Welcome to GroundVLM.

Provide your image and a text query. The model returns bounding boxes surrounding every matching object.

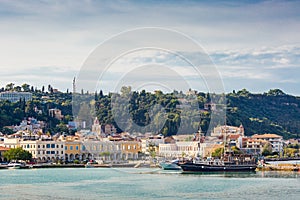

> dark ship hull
[180,163,257,173]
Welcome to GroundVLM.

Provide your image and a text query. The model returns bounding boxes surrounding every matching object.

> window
[82,146,86,151]
[56,145,59,148]
[51,144,55,148]
[70,146,73,150]
[46,151,50,154]
[76,146,79,150]
[51,151,55,154]
[65,146,68,150]
[61,145,63,148]
[46,144,50,148]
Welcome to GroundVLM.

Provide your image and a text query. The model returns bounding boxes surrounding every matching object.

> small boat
[85,162,95,168]
[7,162,25,169]
[160,160,181,170]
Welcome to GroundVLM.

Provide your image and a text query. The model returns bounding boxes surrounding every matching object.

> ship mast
[197,114,203,158]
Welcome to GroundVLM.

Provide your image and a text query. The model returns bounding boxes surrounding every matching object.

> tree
[3,147,32,161]
[5,83,14,91]
[21,83,30,92]
[231,146,243,154]
[1,127,14,135]
[262,143,273,156]
[212,147,224,158]
[14,86,22,92]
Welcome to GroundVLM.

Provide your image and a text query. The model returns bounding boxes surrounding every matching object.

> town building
[81,140,121,162]
[141,134,165,155]
[251,134,284,153]
[241,137,268,154]
[118,141,142,160]
[0,91,32,102]
[49,108,64,120]
[211,125,244,137]
[159,141,199,159]
[20,140,65,162]
[63,136,81,161]
[92,117,102,136]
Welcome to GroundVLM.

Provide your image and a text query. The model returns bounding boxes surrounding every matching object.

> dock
[257,163,300,172]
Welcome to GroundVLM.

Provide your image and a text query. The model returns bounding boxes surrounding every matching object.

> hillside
[0,84,299,139]
[226,89,300,139]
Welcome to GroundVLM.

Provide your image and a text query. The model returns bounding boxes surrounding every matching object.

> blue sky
[0,0,300,95]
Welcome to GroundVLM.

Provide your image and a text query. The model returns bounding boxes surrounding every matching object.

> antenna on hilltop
[73,77,76,94]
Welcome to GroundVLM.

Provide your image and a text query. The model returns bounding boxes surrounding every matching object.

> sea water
[0,168,299,200]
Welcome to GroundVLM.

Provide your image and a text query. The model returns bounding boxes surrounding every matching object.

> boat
[85,161,112,168]
[85,162,95,168]
[181,119,257,173]
[7,162,26,169]
[160,160,181,170]
[180,160,257,173]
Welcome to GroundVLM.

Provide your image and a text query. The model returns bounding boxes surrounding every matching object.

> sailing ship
[180,157,257,173]
[180,117,257,173]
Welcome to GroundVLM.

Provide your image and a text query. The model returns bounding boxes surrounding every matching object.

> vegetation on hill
[226,89,299,139]
[0,83,299,139]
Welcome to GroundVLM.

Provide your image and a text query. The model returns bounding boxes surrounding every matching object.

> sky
[1,0,300,95]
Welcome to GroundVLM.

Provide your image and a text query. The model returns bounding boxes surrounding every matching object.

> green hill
[0,84,299,139]
[226,89,299,139]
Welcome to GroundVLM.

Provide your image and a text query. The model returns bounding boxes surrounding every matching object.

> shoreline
[0,162,154,169]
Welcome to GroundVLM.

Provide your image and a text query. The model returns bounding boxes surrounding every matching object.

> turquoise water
[0,168,299,200]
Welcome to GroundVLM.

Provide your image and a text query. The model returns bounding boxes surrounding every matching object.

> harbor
[0,167,299,200]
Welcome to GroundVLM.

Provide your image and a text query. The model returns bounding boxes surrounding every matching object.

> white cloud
[1,0,300,94]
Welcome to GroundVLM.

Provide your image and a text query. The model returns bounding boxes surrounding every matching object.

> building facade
[251,134,283,153]
[0,91,32,102]
[159,141,199,158]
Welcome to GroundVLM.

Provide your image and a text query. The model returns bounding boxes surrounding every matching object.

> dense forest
[0,83,299,139]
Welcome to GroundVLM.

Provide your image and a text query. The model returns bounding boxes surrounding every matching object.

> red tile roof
[252,134,282,139]
[0,146,10,151]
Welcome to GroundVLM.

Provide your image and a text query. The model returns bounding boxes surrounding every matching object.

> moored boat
[180,162,257,173]
[160,161,181,170]
[7,162,25,169]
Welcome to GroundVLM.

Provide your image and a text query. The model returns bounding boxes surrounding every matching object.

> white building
[212,125,244,137]
[0,91,32,102]
[20,140,65,162]
[3,137,21,149]
[81,140,122,162]
[159,141,199,158]
[252,134,284,153]
[141,134,165,154]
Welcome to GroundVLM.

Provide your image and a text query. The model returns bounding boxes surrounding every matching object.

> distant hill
[0,84,299,139]
[226,89,300,139]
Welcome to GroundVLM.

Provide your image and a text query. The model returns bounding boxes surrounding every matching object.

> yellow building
[64,136,81,161]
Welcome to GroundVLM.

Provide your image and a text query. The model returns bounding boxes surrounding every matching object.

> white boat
[7,162,24,169]
[159,159,181,170]
[85,162,95,168]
